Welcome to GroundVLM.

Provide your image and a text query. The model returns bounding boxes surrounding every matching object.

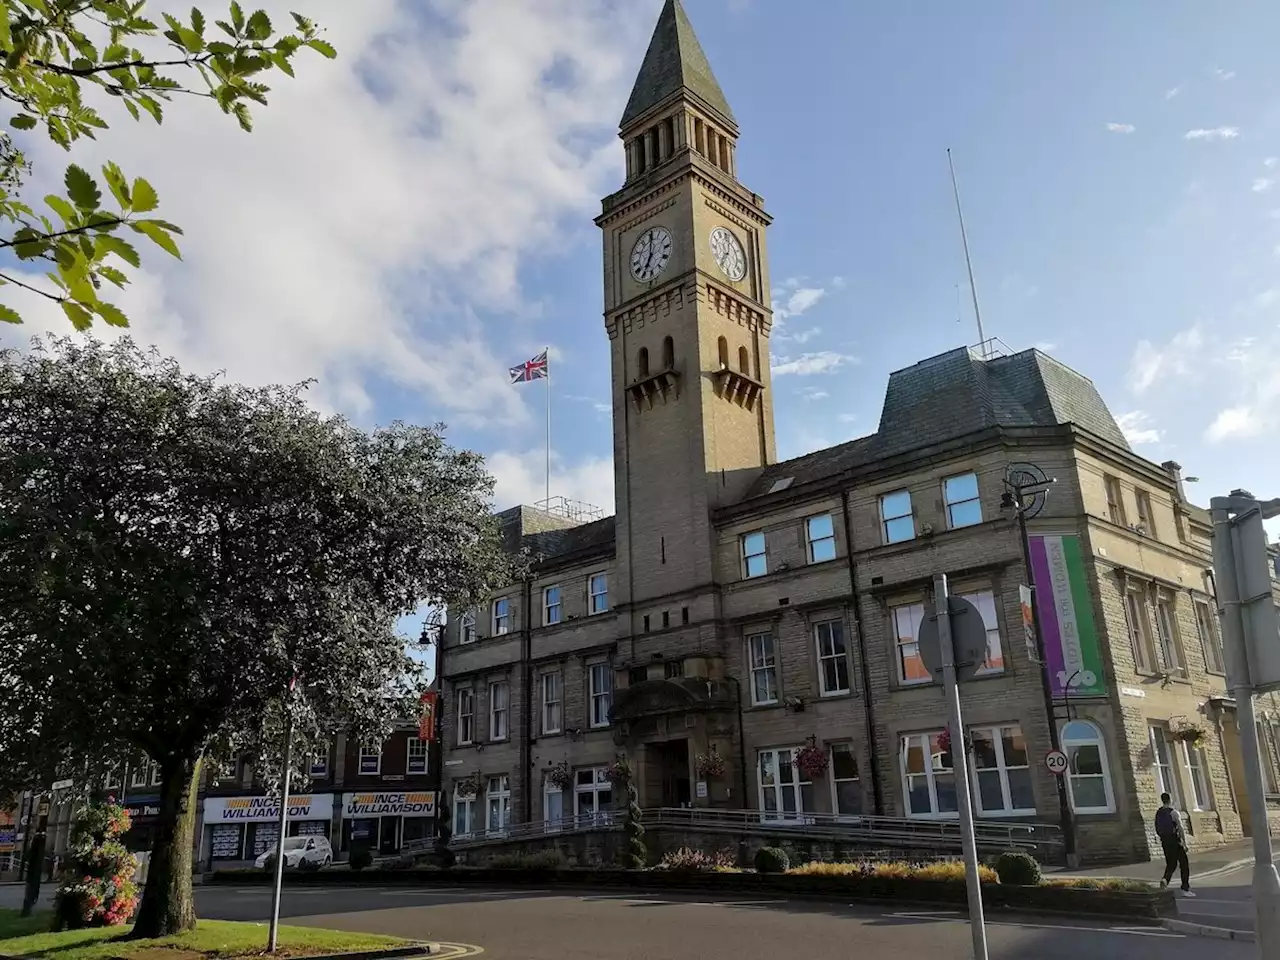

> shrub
[348,848,374,872]
[995,851,1042,887]
[785,859,998,884]
[656,847,736,873]
[1046,877,1152,892]
[754,846,789,874]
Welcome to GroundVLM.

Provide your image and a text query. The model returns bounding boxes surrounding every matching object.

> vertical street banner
[1027,534,1106,697]
[418,691,438,742]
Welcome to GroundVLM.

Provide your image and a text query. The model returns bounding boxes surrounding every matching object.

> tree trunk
[131,755,202,938]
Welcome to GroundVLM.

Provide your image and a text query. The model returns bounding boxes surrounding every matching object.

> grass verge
[0,910,409,960]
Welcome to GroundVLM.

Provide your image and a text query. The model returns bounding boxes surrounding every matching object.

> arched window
[638,347,649,378]
[1061,720,1115,814]
[717,336,729,368]
[662,336,674,369]
[738,345,750,374]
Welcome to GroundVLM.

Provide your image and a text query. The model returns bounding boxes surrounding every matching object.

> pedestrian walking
[1155,792,1194,896]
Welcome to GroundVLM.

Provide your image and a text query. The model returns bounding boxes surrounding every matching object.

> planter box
[208,866,1174,921]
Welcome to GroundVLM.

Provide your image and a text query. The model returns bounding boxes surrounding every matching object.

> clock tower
[596,0,777,615]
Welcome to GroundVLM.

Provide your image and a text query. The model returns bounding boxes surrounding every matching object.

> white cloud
[837,413,858,424]
[1165,85,1182,100]
[1206,406,1261,442]
[787,326,822,345]
[1116,411,1163,445]
[1185,127,1240,141]
[1266,157,1279,169]
[801,389,829,401]
[772,284,827,324]
[1201,334,1280,443]
[773,351,857,377]
[485,450,615,513]
[0,0,647,431]
[1214,68,1237,81]
[1105,122,1136,134]
[1128,325,1204,393]
[1254,178,1275,193]
[1033,341,1059,352]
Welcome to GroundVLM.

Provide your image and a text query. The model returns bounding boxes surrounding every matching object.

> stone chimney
[1161,461,1186,502]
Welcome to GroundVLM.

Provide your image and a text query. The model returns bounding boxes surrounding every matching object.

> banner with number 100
[1028,534,1106,697]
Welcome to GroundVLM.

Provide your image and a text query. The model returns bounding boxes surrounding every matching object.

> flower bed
[209,864,1173,921]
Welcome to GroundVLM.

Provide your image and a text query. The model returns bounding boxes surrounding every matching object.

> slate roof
[747,346,1130,497]
[620,0,736,129]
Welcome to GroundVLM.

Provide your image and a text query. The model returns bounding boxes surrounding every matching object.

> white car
[255,835,332,870]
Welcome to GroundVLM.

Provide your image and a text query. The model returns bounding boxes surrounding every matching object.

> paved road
[1,882,1252,958]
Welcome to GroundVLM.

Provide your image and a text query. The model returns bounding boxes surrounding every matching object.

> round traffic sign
[1045,749,1068,776]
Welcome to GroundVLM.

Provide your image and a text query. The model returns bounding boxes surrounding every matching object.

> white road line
[889,910,1183,939]
[377,890,518,898]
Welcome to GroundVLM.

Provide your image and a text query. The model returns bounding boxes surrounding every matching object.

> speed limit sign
[1045,749,1068,776]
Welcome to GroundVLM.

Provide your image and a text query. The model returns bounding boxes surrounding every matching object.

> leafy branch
[0,1,337,329]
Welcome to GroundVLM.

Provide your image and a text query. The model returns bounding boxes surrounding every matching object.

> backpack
[1154,806,1179,839]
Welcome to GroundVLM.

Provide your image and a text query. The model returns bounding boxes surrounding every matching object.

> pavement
[1053,841,1260,941]
[0,881,1255,959]
[1054,840,1253,884]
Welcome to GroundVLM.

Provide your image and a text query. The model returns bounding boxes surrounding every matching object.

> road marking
[377,890,519,898]
[888,910,1183,938]
[427,943,484,959]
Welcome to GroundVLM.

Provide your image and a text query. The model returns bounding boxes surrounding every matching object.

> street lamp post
[1003,467,1078,866]
[1210,490,1280,955]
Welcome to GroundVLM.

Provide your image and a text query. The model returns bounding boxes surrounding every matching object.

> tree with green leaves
[0,1,336,330]
[0,337,513,936]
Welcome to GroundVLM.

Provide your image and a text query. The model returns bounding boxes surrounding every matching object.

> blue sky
[5,0,1280,643]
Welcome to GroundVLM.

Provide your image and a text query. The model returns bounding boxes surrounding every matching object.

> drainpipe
[728,676,749,808]
[520,575,533,823]
[841,488,883,815]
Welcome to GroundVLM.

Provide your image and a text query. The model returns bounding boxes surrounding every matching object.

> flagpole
[544,346,551,507]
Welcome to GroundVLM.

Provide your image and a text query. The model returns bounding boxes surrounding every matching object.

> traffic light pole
[1211,492,1280,956]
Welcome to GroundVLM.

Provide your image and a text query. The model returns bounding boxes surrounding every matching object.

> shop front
[340,791,435,857]
[0,809,16,875]
[201,794,335,866]
[122,799,162,853]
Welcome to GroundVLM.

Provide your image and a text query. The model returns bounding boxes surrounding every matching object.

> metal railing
[641,807,1058,853]
[395,807,1058,857]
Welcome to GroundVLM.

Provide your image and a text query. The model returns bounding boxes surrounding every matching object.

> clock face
[629,226,674,283]
[709,226,746,281]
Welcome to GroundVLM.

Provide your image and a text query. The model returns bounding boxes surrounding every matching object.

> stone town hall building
[440,0,1280,866]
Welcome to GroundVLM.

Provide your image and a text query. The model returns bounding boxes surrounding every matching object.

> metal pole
[1017,502,1079,866]
[947,148,987,353]
[934,573,989,960]
[1212,499,1280,954]
[545,346,551,506]
[268,706,295,952]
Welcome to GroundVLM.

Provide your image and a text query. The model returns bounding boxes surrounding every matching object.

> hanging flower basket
[605,758,632,787]
[695,750,726,779]
[795,743,828,780]
[1173,725,1206,746]
[547,761,573,791]
[455,773,482,799]
[937,727,952,754]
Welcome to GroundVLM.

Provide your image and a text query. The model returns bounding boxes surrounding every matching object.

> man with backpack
[1155,792,1194,895]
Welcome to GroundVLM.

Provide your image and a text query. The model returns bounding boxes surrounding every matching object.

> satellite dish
[1006,462,1052,520]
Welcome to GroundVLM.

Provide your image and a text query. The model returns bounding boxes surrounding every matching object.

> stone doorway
[645,739,691,809]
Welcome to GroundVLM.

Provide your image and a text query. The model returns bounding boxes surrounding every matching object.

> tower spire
[621,0,735,130]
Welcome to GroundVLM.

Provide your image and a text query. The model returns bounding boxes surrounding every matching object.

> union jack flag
[509,349,549,384]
